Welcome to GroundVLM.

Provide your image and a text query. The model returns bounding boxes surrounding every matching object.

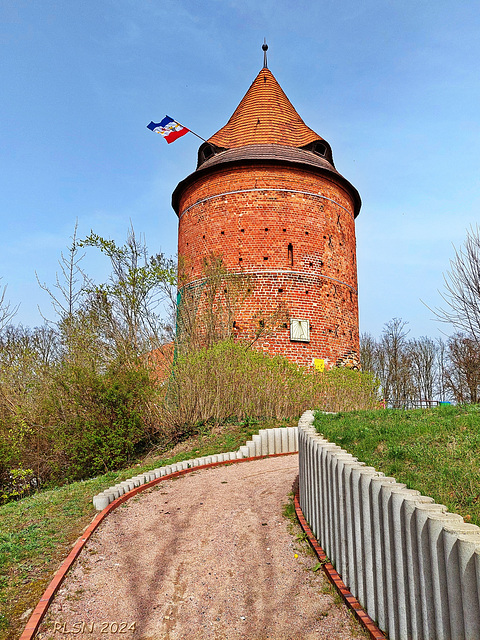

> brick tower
[172,58,361,370]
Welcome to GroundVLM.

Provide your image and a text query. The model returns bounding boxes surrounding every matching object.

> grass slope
[0,418,294,640]
[314,404,480,527]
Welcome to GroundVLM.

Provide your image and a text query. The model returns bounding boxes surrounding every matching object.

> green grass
[0,417,296,640]
[314,404,480,527]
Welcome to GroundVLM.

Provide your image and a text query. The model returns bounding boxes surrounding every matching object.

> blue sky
[1,0,479,339]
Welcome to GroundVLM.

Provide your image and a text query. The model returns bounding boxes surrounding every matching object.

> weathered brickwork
[172,66,361,370]
[181,271,359,369]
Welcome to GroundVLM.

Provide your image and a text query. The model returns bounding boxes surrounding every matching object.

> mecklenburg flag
[147,116,189,143]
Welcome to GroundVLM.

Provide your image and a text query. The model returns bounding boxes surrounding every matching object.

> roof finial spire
[262,39,268,68]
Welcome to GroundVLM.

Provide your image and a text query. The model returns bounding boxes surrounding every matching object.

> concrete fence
[298,409,480,640]
[93,426,298,511]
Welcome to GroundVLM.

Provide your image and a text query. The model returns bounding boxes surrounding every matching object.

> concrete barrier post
[298,426,307,514]
[428,513,464,639]
[288,426,297,452]
[380,481,407,640]
[460,540,480,639]
[351,465,374,604]
[329,453,344,576]
[334,456,357,583]
[399,495,434,640]
[267,428,276,454]
[273,428,282,453]
[443,525,480,640]
[252,433,262,456]
[258,429,268,455]
[369,476,395,632]
[358,468,379,615]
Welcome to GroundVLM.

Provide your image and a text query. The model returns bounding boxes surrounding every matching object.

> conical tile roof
[208,68,322,148]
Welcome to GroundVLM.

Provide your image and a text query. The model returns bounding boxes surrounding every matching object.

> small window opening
[278,288,283,293]
[288,243,293,267]
[221,231,225,235]
[283,228,286,232]
[241,228,245,233]
[313,141,327,157]
[265,227,269,232]
[263,256,269,261]
[203,145,214,160]
[305,231,309,235]
[203,235,206,239]
[239,257,243,262]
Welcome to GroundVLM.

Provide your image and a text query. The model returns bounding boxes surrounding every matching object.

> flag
[147,116,189,143]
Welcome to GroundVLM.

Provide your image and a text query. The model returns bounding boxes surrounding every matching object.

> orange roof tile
[208,68,322,148]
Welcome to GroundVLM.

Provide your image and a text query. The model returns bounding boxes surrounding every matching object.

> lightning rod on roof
[262,39,268,68]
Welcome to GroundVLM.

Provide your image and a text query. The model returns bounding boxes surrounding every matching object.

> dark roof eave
[172,154,361,218]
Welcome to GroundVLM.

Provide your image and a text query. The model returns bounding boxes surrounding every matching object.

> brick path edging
[19,452,293,640]
[293,492,387,640]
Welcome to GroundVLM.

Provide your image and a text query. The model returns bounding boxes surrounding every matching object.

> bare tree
[36,222,89,322]
[176,253,288,355]
[434,225,480,343]
[176,254,252,353]
[435,336,450,402]
[360,332,377,374]
[0,280,18,333]
[379,318,413,408]
[408,336,438,406]
[443,333,480,404]
[78,226,176,357]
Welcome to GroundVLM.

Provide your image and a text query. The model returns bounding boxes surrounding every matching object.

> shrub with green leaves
[45,362,160,482]
[164,339,380,428]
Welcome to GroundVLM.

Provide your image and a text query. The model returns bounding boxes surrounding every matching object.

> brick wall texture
[173,67,361,370]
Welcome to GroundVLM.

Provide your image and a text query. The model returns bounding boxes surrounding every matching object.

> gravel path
[35,455,368,640]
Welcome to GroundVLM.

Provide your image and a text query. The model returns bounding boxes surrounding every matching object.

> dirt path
[35,455,367,640]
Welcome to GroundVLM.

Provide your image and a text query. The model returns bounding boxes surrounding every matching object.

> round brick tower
[172,63,361,370]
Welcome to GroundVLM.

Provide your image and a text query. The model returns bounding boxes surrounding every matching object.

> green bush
[44,362,160,483]
[0,333,380,502]
[0,467,35,504]
[164,340,380,428]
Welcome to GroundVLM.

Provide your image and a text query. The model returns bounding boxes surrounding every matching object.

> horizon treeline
[361,318,480,408]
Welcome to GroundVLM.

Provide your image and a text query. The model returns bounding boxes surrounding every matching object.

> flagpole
[166,115,207,142]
